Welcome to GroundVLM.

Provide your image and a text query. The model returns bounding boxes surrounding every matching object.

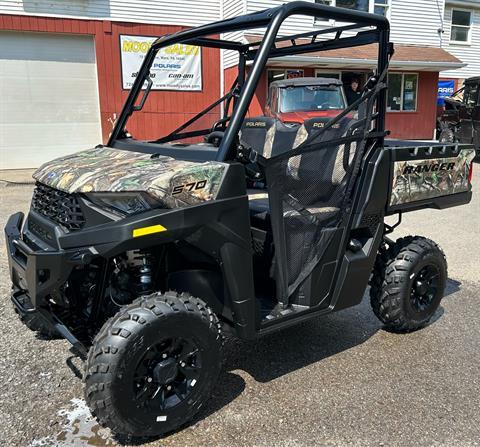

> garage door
[0,31,102,169]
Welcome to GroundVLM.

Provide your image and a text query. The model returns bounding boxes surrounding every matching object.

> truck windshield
[279,85,346,113]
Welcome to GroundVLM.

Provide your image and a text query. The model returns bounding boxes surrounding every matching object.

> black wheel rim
[133,337,202,410]
[410,265,440,313]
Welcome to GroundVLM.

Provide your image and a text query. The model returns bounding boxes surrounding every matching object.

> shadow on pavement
[444,278,461,298]
[104,281,465,445]
[224,298,380,383]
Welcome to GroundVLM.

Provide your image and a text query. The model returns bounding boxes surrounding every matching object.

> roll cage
[108,0,390,161]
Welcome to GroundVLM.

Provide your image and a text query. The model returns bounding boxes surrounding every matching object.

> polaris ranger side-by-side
[437,76,480,158]
[5,2,475,437]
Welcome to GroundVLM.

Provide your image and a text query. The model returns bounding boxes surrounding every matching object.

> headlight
[85,192,161,216]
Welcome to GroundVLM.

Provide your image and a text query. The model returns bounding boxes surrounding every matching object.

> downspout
[436,0,445,47]
[219,0,225,112]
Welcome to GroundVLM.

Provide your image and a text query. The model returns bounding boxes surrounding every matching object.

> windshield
[279,85,346,113]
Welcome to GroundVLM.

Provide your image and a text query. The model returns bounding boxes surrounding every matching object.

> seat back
[240,117,276,157]
[288,116,362,204]
[240,117,300,158]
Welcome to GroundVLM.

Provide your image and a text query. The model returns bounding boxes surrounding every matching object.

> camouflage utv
[5,1,476,438]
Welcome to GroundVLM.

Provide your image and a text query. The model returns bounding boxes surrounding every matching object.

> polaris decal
[390,149,476,206]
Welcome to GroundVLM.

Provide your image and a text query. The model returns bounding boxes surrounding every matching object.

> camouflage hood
[33,147,228,208]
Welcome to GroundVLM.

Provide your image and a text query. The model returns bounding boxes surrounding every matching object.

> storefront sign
[120,35,202,91]
[437,80,455,106]
[286,69,304,79]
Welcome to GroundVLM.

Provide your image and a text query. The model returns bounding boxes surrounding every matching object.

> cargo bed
[385,140,475,214]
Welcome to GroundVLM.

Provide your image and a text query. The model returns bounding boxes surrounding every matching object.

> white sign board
[120,35,202,91]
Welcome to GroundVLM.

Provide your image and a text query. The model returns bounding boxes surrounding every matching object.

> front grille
[31,182,85,231]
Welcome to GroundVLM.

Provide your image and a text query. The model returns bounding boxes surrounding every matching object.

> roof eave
[267,55,466,71]
[445,0,480,9]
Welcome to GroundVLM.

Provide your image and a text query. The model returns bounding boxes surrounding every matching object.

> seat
[248,189,339,231]
[247,116,361,231]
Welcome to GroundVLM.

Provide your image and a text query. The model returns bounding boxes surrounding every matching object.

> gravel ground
[0,167,479,447]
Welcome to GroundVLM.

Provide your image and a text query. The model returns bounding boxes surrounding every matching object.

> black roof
[270,77,343,88]
[465,76,480,84]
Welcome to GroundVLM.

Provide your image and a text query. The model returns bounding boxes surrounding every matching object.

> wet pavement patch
[29,399,116,447]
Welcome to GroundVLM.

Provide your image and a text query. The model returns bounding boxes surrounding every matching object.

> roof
[245,35,465,71]
[465,76,480,84]
[270,77,343,88]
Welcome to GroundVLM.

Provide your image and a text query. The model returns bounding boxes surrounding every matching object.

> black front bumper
[5,212,74,308]
[5,212,88,355]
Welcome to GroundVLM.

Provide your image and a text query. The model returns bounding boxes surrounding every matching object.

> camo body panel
[33,147,227,208]
[390,148,475,205]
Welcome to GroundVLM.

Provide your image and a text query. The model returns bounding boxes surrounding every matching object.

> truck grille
[31,183,85,231]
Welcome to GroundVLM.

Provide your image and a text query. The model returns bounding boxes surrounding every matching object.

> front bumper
[5,212,74,309]
[5,212,91,355]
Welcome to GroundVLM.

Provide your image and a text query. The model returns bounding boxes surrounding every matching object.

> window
[267,69,304,88]
[315,70,341,79]
[267,69,286,87]
[387,73,418,112]
[374,1,388,16]
[336,0,369,12]
[450,9,472,43]
[279,85,346,112]
[314,0,389,18]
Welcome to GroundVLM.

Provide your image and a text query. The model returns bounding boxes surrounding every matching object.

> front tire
[369,236,447,333]
[84,291,224,437]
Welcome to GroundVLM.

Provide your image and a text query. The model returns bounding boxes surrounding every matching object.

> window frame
[314,69,342,79]
[266,68,305,98]
[450,8,473,45]
[314,0,390,24]
[387,72,419,113]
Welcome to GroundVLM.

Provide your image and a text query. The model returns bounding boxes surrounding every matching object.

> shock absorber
[132,251,153,295]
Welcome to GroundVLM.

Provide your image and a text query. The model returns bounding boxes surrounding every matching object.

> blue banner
[437,80,455,106]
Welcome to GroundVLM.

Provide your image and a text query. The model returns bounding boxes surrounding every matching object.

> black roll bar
[108,1,390,155]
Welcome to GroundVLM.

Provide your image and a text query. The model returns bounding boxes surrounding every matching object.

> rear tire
[369,236,447,333]
[84,291,224,437]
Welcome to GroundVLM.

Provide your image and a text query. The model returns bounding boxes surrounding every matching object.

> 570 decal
[172,180,207,195]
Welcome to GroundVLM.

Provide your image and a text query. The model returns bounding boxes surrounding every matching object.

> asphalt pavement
[0,166,479,447]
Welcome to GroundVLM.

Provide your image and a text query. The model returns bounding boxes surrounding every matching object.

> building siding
[389,0,445,47]
[0,0,220,26]
[222,0,246,68]
[442,5,480,79]
[385,71,440,140]
[0,15,221,142]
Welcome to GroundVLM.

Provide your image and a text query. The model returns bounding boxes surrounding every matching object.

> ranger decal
[390,148,475,206]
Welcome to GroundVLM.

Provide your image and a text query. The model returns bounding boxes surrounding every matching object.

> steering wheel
[204,131,224,147]
[204,116,231,147]
[210,117,230,132]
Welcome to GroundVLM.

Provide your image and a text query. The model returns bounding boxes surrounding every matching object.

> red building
[226,36,464,140]
[0,11,465,168]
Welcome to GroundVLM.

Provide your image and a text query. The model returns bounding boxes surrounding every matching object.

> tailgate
[387,142,475,214]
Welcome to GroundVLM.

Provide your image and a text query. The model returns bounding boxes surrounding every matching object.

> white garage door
[0,31,102,169]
